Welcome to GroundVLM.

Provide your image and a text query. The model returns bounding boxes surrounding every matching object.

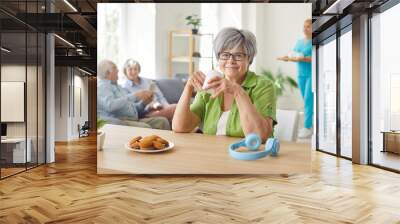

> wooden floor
[0,136,400,223]
[373,151,400,171]
[1,167,26,178]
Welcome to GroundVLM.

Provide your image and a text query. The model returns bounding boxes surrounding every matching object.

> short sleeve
[190,91,207,121]
[304,41,312,57]
[252,78,277,125]
[293,39,302,53]
[97,83,140,120]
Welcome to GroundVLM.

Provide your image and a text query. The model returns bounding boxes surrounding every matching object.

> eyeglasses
[218,52,247,61]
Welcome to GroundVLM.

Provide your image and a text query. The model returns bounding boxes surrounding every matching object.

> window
[98,4,156,81]
[97,4,122,65]
[317,37,337,154]
[339,28,352,158]
[0,1,46,179]
[370,3,400,171]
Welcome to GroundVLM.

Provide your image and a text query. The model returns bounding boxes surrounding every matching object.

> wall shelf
[168,29,214,77]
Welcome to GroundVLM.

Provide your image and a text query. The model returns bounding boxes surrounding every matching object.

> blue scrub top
[293,38,312,77]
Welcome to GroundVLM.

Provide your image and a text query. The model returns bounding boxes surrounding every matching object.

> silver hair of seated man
[97,59,117,79]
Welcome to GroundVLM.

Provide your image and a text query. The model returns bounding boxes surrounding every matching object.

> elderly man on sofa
[97,59,170,130]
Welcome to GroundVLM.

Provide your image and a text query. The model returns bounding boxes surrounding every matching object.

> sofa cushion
[154,78,185,104]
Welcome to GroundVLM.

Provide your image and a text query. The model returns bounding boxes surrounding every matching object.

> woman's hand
[277,56,289,62]
[204,76,241,98]
[151,102,163,110]
[187,71,206,91]
[288,57,301,62]
[172,72,202,133]
[277,56,302,62]
[134,90,153,105]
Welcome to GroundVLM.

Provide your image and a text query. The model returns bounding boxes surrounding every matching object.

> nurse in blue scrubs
[278,19,313,138]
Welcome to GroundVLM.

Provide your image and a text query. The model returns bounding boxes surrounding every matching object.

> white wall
[217,3,242,29]
[46,33,55,163]
[78,75,89,126]
[55,67,68,141]
[71,74,88,138]
[54,67,89,141]
[255,4,311,111]
[122,4,156,80]
[1,65,38,137]
[1,64,46,163]
[155,3,201,78]
[241,4,258,71]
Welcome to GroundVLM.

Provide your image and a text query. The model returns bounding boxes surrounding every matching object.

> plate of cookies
[125,135,174,153]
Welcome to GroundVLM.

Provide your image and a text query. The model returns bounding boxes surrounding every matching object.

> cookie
[130,142,140,149]
[139,138,154,148]
[156,137,168,145]
[130,136,142,144]
[142,135,158,143]
[153,141,166,150]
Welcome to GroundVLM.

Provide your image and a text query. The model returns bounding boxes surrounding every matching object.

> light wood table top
[97,124,311,174]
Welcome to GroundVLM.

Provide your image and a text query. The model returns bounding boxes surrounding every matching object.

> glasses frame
[218,52,248,61]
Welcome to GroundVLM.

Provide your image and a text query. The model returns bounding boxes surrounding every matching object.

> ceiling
[0,0,98,73]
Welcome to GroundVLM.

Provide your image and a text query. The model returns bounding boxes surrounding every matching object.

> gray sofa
[154,78,186,104]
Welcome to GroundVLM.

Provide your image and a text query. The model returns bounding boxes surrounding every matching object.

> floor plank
[0,136,399,223]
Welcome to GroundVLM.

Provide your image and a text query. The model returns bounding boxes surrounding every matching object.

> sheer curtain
[98,3,156,84]
[97,4,123,83]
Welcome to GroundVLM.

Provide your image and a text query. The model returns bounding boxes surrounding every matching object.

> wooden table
[1,138,32,164]
[381,131,400,154]
[97,124,311,174]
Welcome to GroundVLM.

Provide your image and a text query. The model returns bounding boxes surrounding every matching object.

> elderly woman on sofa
[97,59,170,130]
[172,27,277,142]
[122,59,176,122]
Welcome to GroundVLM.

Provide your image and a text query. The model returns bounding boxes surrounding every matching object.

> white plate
[125,141,174,153]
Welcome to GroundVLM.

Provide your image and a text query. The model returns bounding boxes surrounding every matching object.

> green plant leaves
[97,119,107,130]
[260,68,298,97]
[185,14,201,29]
[286,76,298,88]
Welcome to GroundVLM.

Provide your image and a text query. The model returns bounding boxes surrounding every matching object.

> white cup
[202,70,223,94]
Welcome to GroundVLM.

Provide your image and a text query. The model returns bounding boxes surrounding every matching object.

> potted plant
[97,119,107,151]
[185,14,201,34]
[261,69,300,141]
[260,69,298,97]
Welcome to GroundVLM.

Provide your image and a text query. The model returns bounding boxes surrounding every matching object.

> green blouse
[190,71,277,138]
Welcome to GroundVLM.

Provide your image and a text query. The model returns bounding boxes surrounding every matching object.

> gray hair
[97,59,116,79]
[123,58,141,76]
[213,27,257,64]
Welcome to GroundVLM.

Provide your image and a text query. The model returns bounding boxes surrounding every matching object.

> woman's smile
[225,65,239,68]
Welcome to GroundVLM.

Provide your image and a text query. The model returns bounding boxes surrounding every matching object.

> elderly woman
[97,59,170,130]
[122,59,176,122]
[172,27,276,142]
